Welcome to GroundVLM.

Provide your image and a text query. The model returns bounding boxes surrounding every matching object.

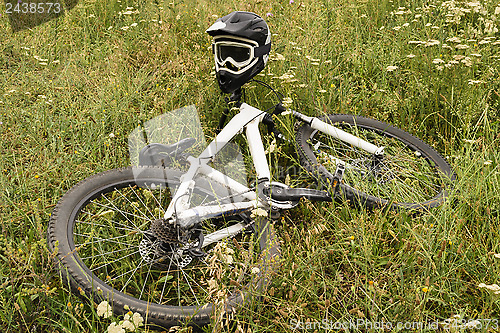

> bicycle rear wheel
[47,166,279,328]
[296,114,454,210]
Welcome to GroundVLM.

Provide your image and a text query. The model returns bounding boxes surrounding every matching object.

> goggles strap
[254,42,271,57]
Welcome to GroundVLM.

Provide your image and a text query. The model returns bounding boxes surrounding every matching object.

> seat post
[216,88,243,134]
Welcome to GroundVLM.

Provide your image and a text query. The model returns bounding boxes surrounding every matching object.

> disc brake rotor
[139,233,194,269]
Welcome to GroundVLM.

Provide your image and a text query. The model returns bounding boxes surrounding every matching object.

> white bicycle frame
[162,103,384,240]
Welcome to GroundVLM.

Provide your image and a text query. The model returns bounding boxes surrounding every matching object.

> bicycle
[47,11,454,329]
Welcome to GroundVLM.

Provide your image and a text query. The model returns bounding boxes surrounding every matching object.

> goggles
[212,37,271,74]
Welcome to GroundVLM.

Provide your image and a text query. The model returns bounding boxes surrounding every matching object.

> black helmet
[206,11,271,93]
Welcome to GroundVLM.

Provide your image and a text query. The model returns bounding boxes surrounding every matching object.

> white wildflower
[478,283,500,294]
[275,73,296,82]
[271,53,285,61]
[484,160,492,165]
[265,138,277,154]
[461,57,472,67]
[436,65,444,71]
[207,279,217,290]
[407,54,416,58]
[495,6,500,15]
[470,53,481,57]
[122,11,134,15]
[251,267,261,274]
[305,55,320,62]
[484,20,498,34]
[393,26,402,31]
[251,208,268,218]
[122,312,144,331]
[425,23,432,27]
[432,58,445,64]
[402,23,410,27]
[494,253,500,259]
[121,26,130,31]
[425,39,440,47]
[466,2,480,7]
[131,313,143,327]
[109,133,115,138]
[224,254,233,265]
[282,97,293,108]
[318,89,327,93]
[479,40,491,45]
[455,44,469,49]
[107,322,125,333]
[468,80,483,85]
[453,55,465,60]
[408,40,425,45]
[97,300,113,318]
[122,320,135,331]
[130,23,138,27]
[447,37,461,43]
[386,65,398,71]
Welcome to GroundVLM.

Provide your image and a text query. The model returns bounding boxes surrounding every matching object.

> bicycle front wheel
[47,166,279,328]
[296,114,455,210]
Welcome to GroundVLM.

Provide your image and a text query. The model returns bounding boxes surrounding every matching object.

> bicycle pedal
[332,162,345,194]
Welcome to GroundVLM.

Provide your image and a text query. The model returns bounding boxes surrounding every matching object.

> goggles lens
[216,44,251,63]
[214,41,254,67]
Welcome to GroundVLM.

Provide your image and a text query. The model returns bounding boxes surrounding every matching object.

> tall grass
[0,0,499,331]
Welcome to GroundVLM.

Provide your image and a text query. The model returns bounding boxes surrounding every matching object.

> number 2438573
[5,2,61,14]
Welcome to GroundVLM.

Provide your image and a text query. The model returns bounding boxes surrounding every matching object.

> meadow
[0,0,499,331]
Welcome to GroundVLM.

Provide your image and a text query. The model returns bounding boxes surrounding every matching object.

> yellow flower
[422,287,429,292]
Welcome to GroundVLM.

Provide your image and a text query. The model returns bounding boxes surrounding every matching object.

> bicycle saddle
[138,138,196,167]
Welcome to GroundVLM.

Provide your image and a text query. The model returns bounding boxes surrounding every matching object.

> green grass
[1,0,499,331]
